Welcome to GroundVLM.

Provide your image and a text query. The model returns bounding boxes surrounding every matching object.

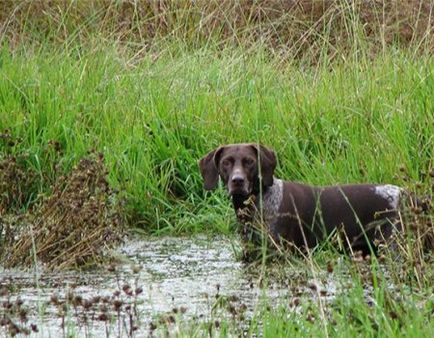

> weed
[1,153,125,269]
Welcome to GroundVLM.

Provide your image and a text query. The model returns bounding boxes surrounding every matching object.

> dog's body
[246,178,401,252]
[199,143,402,253]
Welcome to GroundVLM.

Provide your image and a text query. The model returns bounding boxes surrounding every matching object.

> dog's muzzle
[228,171,251,196]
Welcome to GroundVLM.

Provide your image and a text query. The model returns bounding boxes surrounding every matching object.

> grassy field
[0,1,434,336]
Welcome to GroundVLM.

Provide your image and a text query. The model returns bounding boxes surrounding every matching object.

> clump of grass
[251,281,434,337]
[0,151,37,215]
[1,152,124,269]
[377,168,434,286]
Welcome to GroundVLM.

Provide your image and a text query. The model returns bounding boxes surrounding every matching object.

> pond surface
[0,236,342,337]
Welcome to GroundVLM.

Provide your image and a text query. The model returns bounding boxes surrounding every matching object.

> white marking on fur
[232,168,242,176]
[260,178,283,223]
[374,184,401,209]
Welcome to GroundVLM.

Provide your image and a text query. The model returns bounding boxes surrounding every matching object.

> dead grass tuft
[0,132,37,215]
[0,155,36,215]
[390,181,434,281]
[1,152,124,270]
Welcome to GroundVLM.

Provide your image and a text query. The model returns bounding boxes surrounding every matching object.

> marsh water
[0,236,344,337]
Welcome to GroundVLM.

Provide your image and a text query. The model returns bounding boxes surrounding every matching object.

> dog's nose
[231,175,245,186]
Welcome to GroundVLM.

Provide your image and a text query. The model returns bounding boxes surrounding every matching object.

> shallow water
[0,236,342,337]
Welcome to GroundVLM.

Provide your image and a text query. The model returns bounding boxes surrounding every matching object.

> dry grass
[0,153,124,269]
[390,178,434,284]
[0,158,36,216]
[1,0,433,59]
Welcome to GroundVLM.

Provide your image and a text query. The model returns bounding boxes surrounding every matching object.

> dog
[199,143,403,255]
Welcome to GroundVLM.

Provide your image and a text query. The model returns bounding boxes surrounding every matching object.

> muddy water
[0,236,342,337]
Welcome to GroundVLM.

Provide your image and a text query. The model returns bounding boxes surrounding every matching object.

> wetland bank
[1,0,434,336]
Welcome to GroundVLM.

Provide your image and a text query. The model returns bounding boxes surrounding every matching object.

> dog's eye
[244,158,254,166]
[221,159,232,167]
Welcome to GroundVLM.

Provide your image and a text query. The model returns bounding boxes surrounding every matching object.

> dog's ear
[198,147,224,190]
[251,144,276,187]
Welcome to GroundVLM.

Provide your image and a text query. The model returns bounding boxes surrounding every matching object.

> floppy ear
[251,144,276,187]
[198,147,224,190]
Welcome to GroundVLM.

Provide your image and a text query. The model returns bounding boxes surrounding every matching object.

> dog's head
[199,143,277,197]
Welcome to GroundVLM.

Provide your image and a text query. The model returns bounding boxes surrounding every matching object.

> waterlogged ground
[0,236,348,337]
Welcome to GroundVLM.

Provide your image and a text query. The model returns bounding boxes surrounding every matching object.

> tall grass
[0,1,433,234]
[0,43,433,233]
[2,1,433,58]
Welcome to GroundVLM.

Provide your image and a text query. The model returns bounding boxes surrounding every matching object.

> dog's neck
[231,194,252,210]
[231,176,262,206]
[231,181,273,222]
[232,178,283,222]
[232,179,283,251]
[231,188,271,209]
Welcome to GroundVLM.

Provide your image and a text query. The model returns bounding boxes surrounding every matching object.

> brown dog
[199,143,402,254]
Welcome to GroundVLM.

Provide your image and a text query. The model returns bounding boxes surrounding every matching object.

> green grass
[1,43,433,234]
[254,286,434,337]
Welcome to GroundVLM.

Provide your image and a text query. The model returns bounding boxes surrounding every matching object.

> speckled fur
[256,178,283,224]
[374,184,402,209]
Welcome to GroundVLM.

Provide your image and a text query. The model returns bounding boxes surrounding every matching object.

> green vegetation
[0,1,433,336]
[1,44,432,233]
